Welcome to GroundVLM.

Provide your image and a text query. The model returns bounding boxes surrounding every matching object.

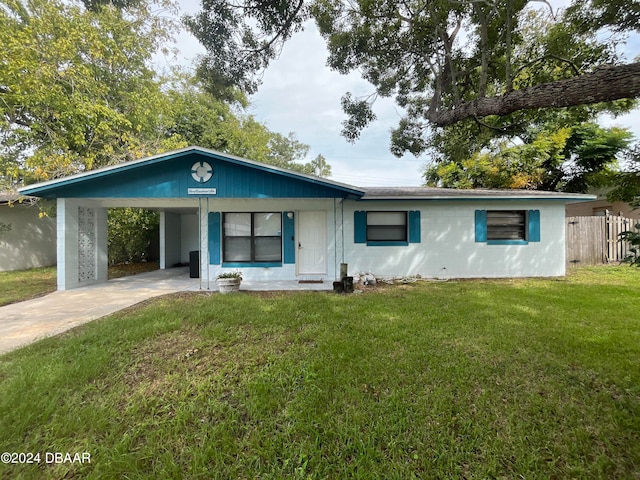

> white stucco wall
[0,203,56,271]
[181,214,199,264]
[342,200,567,279]
[56,199,107,290]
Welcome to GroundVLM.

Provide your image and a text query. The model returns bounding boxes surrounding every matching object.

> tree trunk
[429,62,640,127]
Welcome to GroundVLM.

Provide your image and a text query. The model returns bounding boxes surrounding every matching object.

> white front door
[298,211,327,275]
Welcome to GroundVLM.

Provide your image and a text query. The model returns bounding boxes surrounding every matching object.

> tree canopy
[185,0,640,158]
[423,122,633,192]
[0,0,330,191]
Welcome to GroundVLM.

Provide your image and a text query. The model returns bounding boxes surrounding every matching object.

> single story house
[19,147,593,290]
[0,193,56,272]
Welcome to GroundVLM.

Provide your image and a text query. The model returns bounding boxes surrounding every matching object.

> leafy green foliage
[619,226,640,266]
[609,146,640,209]
[187,0,639,159]
[424,122,633,192]
[165,75,332,177]
[0,0,182,187]
[184,0,309,101]
[107,208,159,264]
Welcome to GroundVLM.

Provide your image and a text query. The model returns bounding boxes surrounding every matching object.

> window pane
[254,212,282,236]
[367,225,407,241]
[224,237,251,261]
[367,211,407,241]
[487,211,525,240]
[367,211,406,226]
[224,213,251,237]
[254,237,282,262]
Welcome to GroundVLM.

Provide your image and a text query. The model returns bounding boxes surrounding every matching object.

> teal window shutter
[408,210,421,243]
[208,212,221,265]
[283,211,295,264]
[354,211,367,243]
[528,210,540,242]
[475,210,487,242]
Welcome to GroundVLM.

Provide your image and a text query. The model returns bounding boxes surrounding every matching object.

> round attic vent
[191,161,213,183]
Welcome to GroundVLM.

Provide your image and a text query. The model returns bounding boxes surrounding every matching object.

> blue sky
[164,1,640,187]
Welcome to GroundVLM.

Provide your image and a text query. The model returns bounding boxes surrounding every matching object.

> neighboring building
[0,193,56,272]
[565,187,639,218]
[19,147,593,290]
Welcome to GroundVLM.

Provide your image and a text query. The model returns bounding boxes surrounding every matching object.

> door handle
[298,242,302,249]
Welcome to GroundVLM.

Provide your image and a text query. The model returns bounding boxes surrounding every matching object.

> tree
[423,123,633,192]
[609,146,640,206]
[165,75,333,176]
[608,145,640,267]
[185,0,640,157]
[0,0,182,189]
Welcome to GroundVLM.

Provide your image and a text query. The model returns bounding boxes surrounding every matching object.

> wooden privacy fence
[566,215,640,266]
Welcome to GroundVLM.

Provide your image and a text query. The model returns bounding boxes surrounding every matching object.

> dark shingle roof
[359,186,594,201]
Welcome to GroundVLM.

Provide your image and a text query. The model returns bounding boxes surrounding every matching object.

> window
[223,212,282,264]
[475,209,540,244]
[354,210,421,245]
[367,211,408,242]
[487,210,526,240]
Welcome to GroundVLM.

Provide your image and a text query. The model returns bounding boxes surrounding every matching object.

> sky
[162,0,640,187]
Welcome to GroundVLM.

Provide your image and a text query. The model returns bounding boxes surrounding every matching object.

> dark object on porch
[343,276,354,293]
[334,263,354,294]
[189,251,199,278]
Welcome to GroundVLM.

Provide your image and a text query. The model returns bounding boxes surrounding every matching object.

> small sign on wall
[188,188,217,195]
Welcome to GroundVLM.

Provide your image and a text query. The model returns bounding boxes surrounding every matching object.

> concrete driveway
[0,268,198,355]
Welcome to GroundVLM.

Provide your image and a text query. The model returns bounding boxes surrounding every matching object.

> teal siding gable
[22,149,364,200]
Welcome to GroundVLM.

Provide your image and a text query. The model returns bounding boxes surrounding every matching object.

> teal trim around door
[283,211,296,264]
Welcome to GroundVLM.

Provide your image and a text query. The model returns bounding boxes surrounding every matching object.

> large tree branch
[429,62,640,127]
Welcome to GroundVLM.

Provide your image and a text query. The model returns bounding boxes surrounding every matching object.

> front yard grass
[0,266,638,479]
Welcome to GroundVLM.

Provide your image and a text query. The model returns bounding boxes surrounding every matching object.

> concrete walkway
[0,268,331,355]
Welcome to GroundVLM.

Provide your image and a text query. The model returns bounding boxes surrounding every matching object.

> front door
[297,211,327,275]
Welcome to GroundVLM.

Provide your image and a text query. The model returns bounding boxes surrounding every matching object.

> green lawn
[0,262,160,307]
[0,266,638,479]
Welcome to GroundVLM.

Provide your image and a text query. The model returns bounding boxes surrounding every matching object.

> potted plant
[216,271,242,294]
